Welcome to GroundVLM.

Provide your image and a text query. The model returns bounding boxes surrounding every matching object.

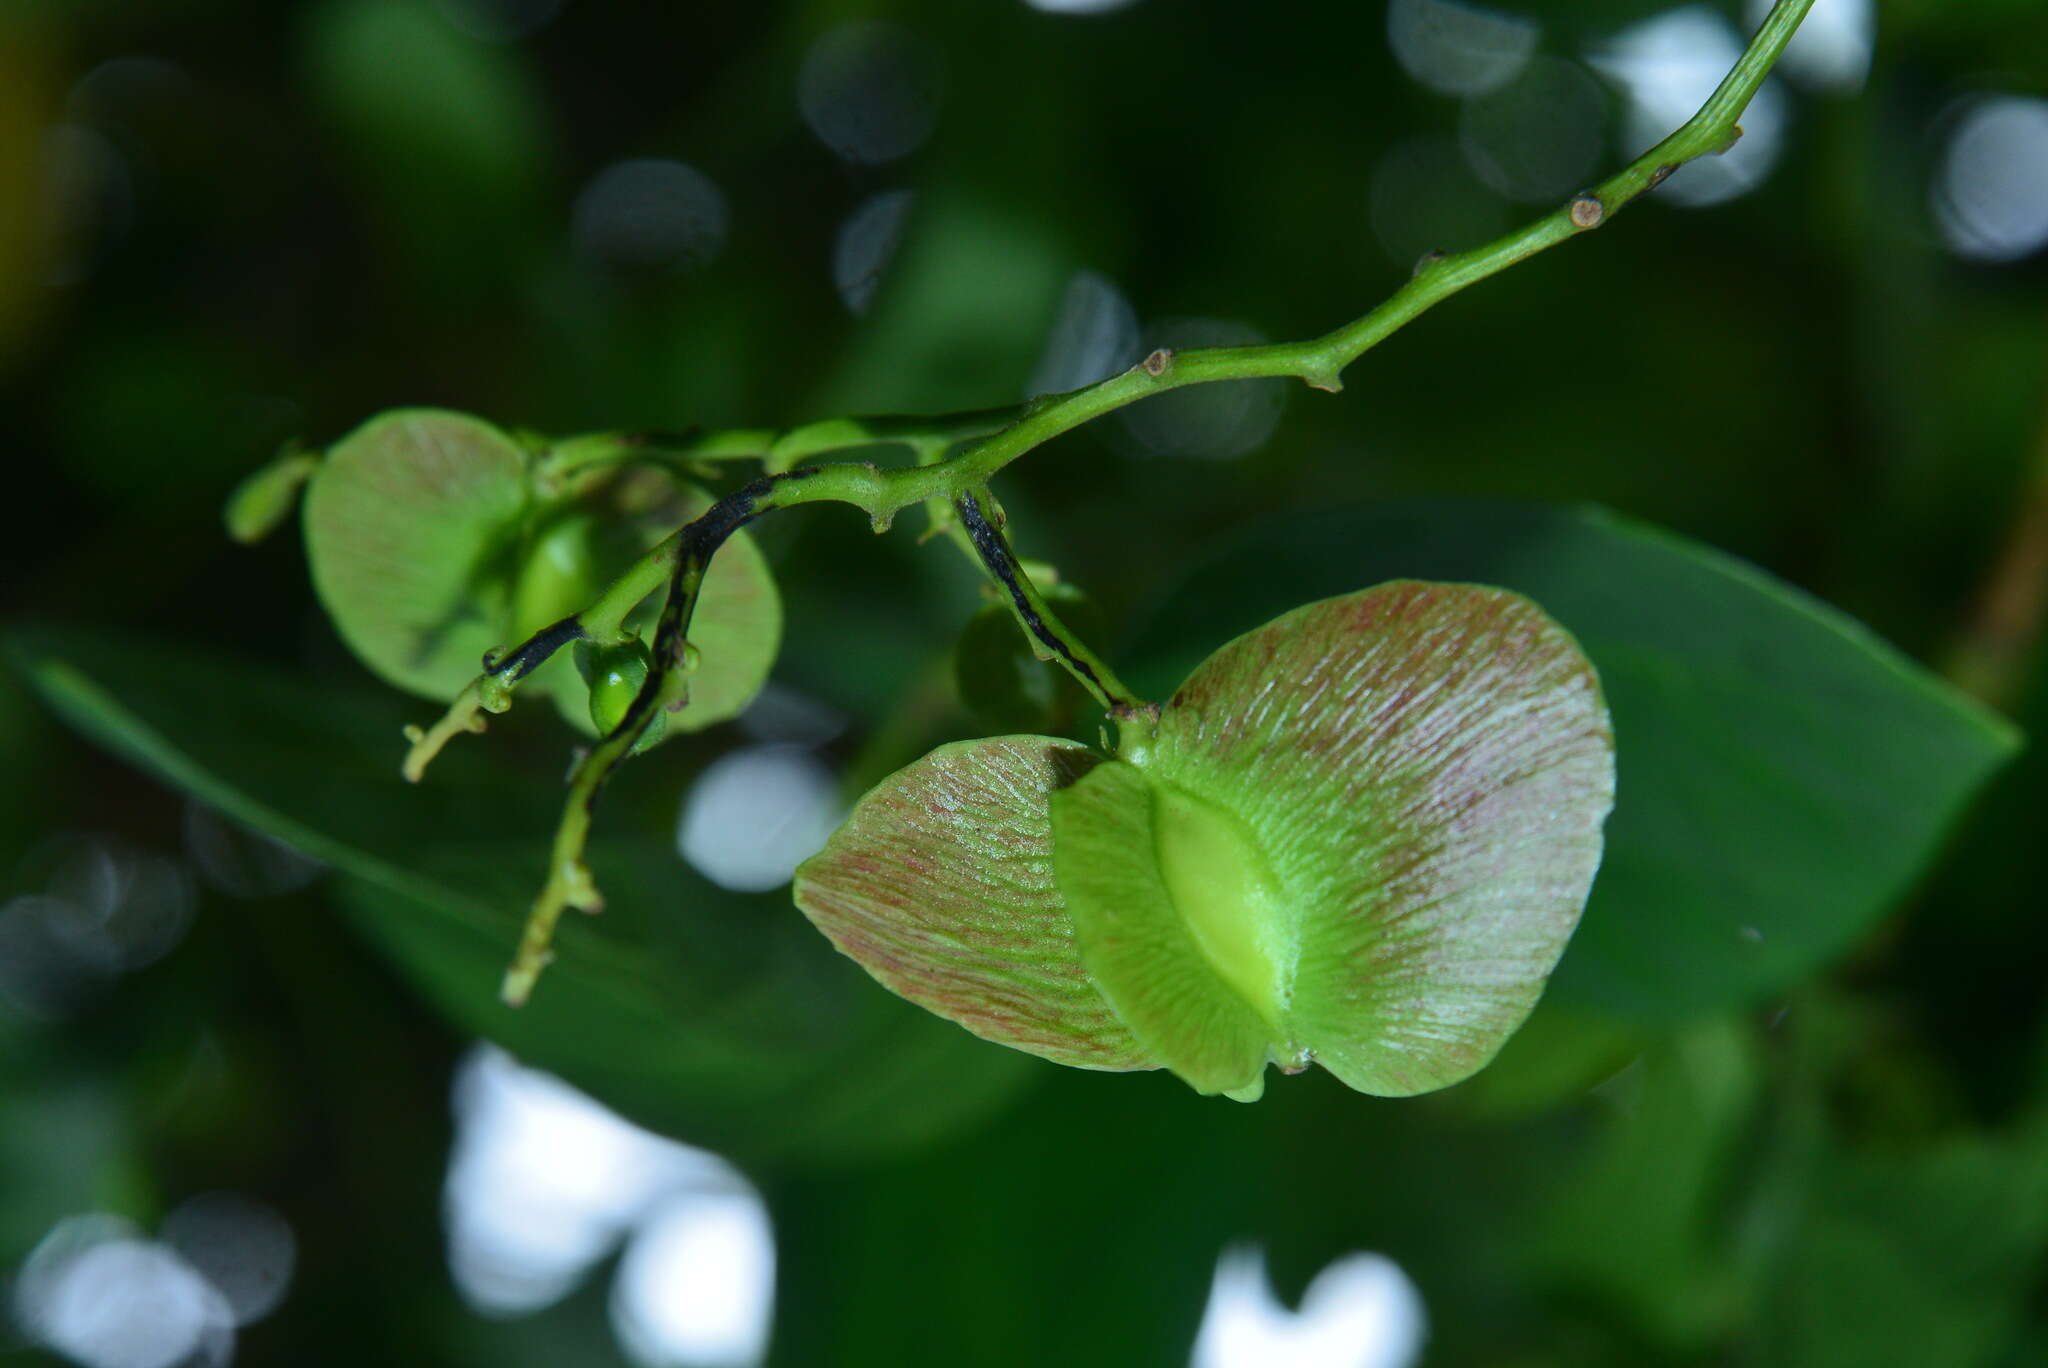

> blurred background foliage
[3,0,2048,1364]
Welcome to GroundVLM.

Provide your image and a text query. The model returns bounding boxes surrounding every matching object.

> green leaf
[6,627,1033,1163]
[1127,501,2022,1021]
[1522,1019,1759,1348]
[793,736,1152,1073]
[1754,1125,2048,1366]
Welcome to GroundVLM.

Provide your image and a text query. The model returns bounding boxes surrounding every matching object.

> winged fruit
[301,408,780,739]
[793,580,1615,1101]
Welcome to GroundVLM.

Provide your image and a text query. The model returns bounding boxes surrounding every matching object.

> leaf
[793,736,1152,1072]
[6,627,1033,1163]
[1521,1019,1759,1348]
[1754,1124,2048,1366]
[1126,501,2022,1021]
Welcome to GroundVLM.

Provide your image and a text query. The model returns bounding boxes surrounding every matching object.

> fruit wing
[1150,581,1614,1096]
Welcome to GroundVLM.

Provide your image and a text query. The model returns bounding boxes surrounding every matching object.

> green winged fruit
[301,408,780,739]
[794,580,1615,1101]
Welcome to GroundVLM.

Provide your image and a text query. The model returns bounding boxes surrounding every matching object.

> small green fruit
[574,639,668,754]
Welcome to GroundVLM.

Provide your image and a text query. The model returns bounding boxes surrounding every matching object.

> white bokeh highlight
[433,0,564,42]
[181,804,324,901]
[833,189,915,315]
[1029,269,1142,397]
[12,1217,235,1368]
[1191,1246,1426,1368]
[1387,0,1540,99]
[1591,6,1788,208]
[1747,0,1872,93]
[676,746,843,894]
[442,1048,774,1366]
[611,1192,777,1368]
[1935,96,2048,265]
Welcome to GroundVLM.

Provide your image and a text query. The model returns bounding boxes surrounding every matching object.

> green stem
[437,0,1818,1002]
[721,0,1816,528]
[400,414,1015,779]
[500,477,768,1006]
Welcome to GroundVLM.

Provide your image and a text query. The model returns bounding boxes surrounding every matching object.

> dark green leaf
[6,627,1033,1163]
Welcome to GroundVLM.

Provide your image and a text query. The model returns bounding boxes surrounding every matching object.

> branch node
[1647,162,1679,190]
[1140,347,1174,378]
[1569,195,1606,230]
[1412,249,1446,278]
[401,679,490,782]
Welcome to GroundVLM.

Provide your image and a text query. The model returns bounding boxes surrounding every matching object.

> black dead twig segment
[485,617,589,680]
[605,474,784,765]
[954,491,1138,715]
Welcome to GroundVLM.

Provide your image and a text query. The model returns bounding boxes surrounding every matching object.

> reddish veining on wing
[793,736,1152,1071]
[1153,581,1615,1096]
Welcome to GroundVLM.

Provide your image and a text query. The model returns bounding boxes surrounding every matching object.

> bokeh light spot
[832,189,915,316]
[611,1191,775,1368]
[1388,0,1540,99]
[1024,0,1141,13]
[12,1217,234,1368]
[1935,96,2048,264]
[572,159,729,273]
[1369,134,1506,268]
[798,22,943,166]
[1747,0,1871,93]
[1458,56,1607,204]
[160,1194,296,1327]
[442,1047,774,1368]
[676,746,842,894]
[1590,7,1787,208]
[1117,318,1287,462]
[1029,269,1141,397]
[434,0,565,43]
[1191,1245,1426,1368]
